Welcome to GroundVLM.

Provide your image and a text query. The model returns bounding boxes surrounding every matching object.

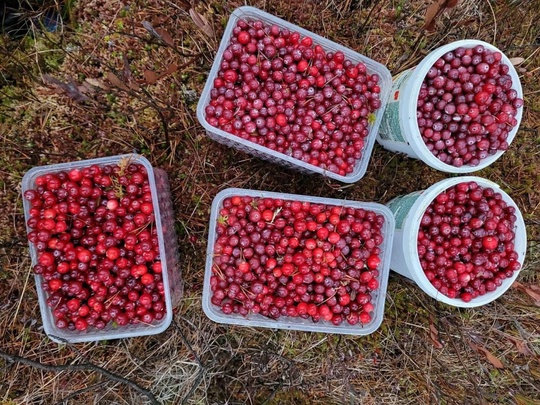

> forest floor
[1,0,539,404]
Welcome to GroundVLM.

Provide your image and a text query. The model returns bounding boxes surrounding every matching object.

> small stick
[0,350,159,405]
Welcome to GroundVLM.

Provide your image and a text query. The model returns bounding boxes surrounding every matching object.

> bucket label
[387,191,423,229]
[378,68,415,143]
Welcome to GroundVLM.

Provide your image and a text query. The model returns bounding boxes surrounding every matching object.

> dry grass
[1,0,540,403]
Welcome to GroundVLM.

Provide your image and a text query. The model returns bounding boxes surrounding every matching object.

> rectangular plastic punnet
[21,154,182,343]
[197,6,392,183]
[203,188,395,335]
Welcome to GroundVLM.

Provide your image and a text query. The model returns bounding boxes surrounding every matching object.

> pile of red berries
[210,195,386,326]
[417,181,521,302]
[24,161,166,331]
[417,45,523,167]
[205,18,383,177]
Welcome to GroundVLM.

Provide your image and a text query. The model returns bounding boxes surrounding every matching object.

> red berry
[482,236,498,250]
[328,232,340,244]
[275,114,287,127]
[318,304,333,321]
[131,264,148,278]
[359,312,371,324]
[366,255,381,269]
[152,262,162,274]
[39,252,55,267]
[67,298,81,312]
[237,31,250,45]
[106,247,120,260]
[474,91,491,106]
[141,273,154,286]
[297,60,308,72]
[75,318,88,331]
[300,36,312,47]
[77,249,92,263]
[460,292,473,303]
[238,261,250,274]
[223,69,238,83]
[140,202,153,215]
[49,279,62,291]
[316,227,329,240]
[68,169,83,182]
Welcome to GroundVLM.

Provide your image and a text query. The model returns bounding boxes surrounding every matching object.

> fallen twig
[0,350,159,405]
[54,381,108,405]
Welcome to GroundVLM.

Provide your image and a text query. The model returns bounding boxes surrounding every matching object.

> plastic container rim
[399,39,524,173]
[398,176,527,308]
[21,154,174,343]
[196,5,393,183]
[203,187,395,335]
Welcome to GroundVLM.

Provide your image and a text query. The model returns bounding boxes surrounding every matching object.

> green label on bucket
[379,69,415,143]
[387,191,423,229]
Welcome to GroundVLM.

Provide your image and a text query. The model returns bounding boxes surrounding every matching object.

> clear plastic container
[377,40,524,173]
[386,176,527,308]
[21,154,182,343]
[202,188,395,335]
[196,6,392,183]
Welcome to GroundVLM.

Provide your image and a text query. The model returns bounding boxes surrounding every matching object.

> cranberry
[211,196,385,326]
[417,46,523,167]
[25,161,166,332]
[205,19,383,177]
[417,182,521,302]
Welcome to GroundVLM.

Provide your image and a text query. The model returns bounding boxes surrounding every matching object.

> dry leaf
[142,20,160,39]
[529,284,540,293]
[424,0,444,31]
[505,334,534,357]
[106,72,130,92]
[155,28,174,47]
[128,82,140,91]
[423,0,460,31]
[469,342,504,369]
[166,63,178,75]
[429,318,444,349]
[144,70,158,84]
[122,54,133,82]
[78,83,95,95]
[514,393,540,405]
[189,8,214,37]
[509,57,525,66]
[85,78,110,91]
[42,75,90,103]
[513,281,540,306]
[530,364,540,380]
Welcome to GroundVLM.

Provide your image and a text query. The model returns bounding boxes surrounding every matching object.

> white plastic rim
[377,39,524,173]
[203,188,396,335]
[388,176,527,308]
[21,154,178,343]
[196,6,392,183]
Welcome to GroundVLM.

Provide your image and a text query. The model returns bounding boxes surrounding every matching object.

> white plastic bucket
[377,40,524,173]
[386,176,527,308]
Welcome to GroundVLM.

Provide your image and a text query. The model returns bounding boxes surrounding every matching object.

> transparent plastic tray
[197,6,392,183]
[203,188,395,335]
[21,154,182,343]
